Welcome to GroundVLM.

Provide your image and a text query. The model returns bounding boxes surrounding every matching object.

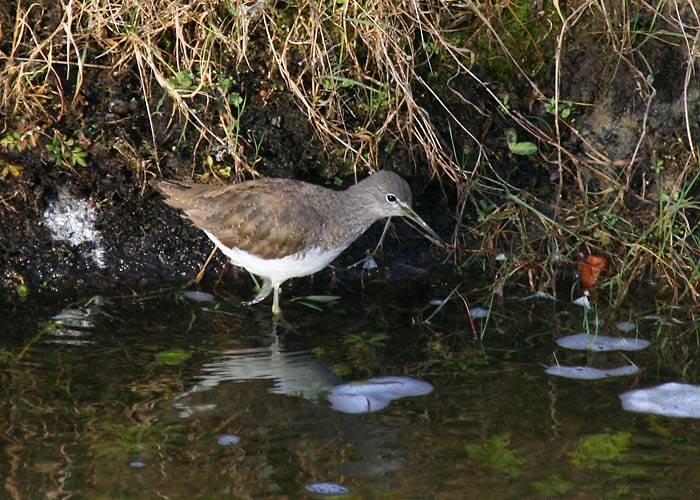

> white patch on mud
[43,188,106,268]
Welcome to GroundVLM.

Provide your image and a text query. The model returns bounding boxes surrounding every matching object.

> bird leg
[214,258,231,287]
[373,217,392,254]
[272,286,282,316]
[242,277,273,306]
[193,246,218,284]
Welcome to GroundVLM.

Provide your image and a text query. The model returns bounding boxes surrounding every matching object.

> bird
[150,170,440,315]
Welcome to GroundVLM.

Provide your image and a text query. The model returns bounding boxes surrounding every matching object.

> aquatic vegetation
[532,475,577,496]
[155,349,192,366]
[465,434,526,477]
[569,432,632,468]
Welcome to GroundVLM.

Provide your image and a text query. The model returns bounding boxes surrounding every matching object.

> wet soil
[0,76,448,296]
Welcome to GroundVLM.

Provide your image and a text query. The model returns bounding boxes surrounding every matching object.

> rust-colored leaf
[579,254,609,288]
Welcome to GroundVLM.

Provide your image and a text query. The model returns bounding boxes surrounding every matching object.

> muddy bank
[0,157,448,298]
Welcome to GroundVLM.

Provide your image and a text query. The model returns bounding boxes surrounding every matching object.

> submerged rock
[555,333,650,352]
[620,383,700,418]
[615,321,637,332]
[546,364,639,380]
[182,290,216,303]
[217,434,240,446]
[305,482,349,495]
[328,376,433,414]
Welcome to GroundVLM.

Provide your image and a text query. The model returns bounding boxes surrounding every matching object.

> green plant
[505,128,537,156]
[544,97,571,118]
[1,129,39,152]
[46,131,88,168]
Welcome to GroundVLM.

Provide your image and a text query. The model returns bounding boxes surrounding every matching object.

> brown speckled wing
[154,179,324,259]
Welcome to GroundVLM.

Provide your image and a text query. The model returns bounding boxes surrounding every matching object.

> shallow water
[3,280,700,499]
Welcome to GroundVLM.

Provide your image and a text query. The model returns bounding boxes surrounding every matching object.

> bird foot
[242,278,273,306]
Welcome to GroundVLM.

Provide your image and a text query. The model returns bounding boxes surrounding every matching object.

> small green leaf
[506,128,518,148]
[229,92,244,107]
[72,148,88,167]
[302,295,342,303]
[509,141,538,155]
[155,349,192,366]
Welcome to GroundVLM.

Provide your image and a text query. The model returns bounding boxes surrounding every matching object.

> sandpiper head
[363,171,413,217]
[361,171,441,244]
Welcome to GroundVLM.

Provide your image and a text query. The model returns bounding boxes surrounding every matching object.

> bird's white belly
[205,231,346,284]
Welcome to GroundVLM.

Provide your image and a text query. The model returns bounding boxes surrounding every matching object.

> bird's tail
[149,179,192,198]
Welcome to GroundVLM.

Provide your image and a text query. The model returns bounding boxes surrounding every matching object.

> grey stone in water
[328,376,433,414]
[641,315,674,326]
[555,333,650,352]
[573,294,591,309]
[620,383,700,418]
[362,255,378,270]
[615,321,637,332]
[182,290,216,303]
[469,307,490,319]
[546,364,639,380]
[217,434,240,446]
[305,483,349,495]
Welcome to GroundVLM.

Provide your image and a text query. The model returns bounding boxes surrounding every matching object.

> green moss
[466,433,527,477]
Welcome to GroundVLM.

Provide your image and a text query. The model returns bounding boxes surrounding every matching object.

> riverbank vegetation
[1,1,699,303]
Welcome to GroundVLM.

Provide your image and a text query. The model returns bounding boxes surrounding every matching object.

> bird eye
[386,193,397,203]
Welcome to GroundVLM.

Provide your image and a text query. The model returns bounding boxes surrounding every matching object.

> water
[2,282,700,498]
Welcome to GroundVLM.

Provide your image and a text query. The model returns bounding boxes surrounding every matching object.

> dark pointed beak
[399,202,442,245]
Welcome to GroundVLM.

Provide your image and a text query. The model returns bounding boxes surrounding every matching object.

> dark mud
[0,87,449,298]
[0,132,448,297]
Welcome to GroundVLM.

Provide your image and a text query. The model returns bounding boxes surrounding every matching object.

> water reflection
[4,289,700,498]
[174,332,341,417]
[41,296,103,346]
